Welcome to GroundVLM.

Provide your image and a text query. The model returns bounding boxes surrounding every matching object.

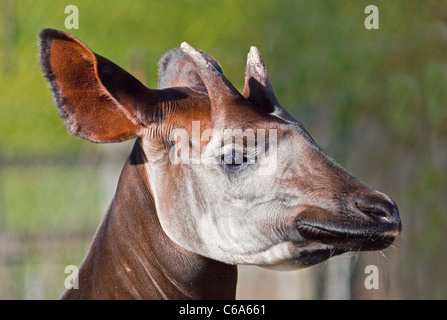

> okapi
[38,29,401,300]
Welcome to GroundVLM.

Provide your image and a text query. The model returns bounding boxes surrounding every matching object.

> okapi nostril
[356,202,389,219]
[354,194,400,225]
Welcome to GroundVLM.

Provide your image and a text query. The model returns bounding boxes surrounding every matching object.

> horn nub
[243,46,298,123]
[245,46,270,87]
[243,46,280,109]
[180,42,211,70]
[180,42,240,104]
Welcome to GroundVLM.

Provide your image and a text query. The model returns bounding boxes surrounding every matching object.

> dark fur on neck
[61,139,237,300]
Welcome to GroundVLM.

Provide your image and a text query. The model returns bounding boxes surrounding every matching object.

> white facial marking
[141,117,396,268]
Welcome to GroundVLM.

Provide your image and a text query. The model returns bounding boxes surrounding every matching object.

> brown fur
[61,141,237,299]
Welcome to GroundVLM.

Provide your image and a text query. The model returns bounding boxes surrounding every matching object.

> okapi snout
[295,188,401,254]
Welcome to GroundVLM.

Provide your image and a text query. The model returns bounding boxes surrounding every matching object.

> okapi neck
[61,140,237,300]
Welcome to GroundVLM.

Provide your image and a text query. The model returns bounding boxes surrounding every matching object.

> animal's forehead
[164,87,313,145]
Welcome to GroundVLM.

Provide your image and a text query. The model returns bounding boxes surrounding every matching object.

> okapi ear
[38,29,151,143]
[243,46,297,123]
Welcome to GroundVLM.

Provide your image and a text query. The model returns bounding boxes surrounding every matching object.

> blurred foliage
[0,0,446,299]
[2,166,99,233]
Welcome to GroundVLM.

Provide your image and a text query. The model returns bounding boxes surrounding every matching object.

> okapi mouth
[293,191,401,253]
[296,221,398,251]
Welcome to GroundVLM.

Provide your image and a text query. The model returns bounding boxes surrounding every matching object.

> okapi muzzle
[39,29,401,299]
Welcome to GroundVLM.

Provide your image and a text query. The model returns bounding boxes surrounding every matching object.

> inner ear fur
[39,29,152,143]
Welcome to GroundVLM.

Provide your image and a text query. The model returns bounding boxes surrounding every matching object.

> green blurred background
[0,0,446,299]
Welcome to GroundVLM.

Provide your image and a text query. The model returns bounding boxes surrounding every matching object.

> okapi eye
[221,149,248,171]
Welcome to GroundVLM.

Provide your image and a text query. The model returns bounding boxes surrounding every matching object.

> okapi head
[39,29,401,271]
